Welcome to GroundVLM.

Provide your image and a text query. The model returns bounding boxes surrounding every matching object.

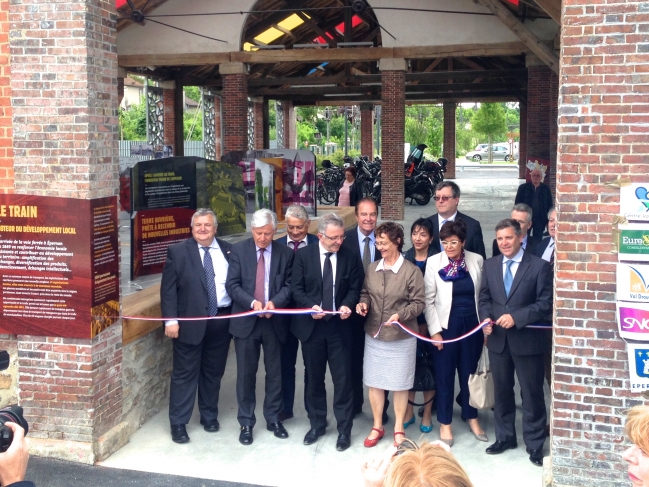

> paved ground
[28,170,547,487]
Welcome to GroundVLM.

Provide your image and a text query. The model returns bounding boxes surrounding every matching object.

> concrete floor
[105,171,549,487]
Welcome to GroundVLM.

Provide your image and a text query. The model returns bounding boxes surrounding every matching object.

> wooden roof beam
[534,0,562,24]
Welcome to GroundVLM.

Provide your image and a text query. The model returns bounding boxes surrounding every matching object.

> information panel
[0,195,119,338]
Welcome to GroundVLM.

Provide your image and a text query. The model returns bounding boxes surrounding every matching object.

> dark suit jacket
[290,243,362,342]
[428,211,486,260]
[534,237,553,259]
[160,237,232,345]
[226,239,293,342]
[478,252,552,356]
[492,237,537,258]
[276,233,318,247]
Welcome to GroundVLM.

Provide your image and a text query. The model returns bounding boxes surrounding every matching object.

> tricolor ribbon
[122,308,343,322]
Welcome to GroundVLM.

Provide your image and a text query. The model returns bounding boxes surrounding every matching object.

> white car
[465,144,518,162]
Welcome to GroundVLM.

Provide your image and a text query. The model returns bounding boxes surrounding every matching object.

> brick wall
[253,99,264,150]
[222,73,248,153]
[360,105,374,157]
[281,100,296,150]
[380,69,405,220]
[519,100,527,179]
[117,77,124,106]
[553,1,649,486]
[443,102,456,179]
[0,335,18,406]
[163,88,175,152]
[0,0,12,193]
[549,73,558,197]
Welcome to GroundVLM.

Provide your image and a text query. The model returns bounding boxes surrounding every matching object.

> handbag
[411,341,436,393]
[468,345,494,409]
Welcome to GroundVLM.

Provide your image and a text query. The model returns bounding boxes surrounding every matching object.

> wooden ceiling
[117,0,557,105]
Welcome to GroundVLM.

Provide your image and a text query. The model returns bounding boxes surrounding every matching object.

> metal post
[344,106,348,156]
[375,105,381,157]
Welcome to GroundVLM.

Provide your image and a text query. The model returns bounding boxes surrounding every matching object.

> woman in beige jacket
[357,222,425,447]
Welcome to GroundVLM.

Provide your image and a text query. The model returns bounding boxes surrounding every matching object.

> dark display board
[0,195,119,338]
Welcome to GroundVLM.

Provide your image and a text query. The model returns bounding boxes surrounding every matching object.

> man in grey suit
[226,209,294,446]
[479,218,552,467]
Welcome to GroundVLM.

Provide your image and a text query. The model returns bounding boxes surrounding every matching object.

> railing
[118,140,206,159]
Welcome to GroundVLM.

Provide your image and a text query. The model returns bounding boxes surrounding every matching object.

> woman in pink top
[335,167,362,206]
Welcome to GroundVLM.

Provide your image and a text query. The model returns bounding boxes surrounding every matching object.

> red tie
[254,248,266,305]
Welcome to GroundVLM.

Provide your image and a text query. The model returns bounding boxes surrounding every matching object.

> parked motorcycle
[405,171,434,206]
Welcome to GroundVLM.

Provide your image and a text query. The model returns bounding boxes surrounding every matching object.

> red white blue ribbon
[122,308,343,321]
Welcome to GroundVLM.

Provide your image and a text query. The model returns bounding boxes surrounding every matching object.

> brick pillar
[443,102,456,179]
[518,100,527,179]
[221,63,248,153]
[214,95,222,159]
[10,0,122,463]
[117,78,124,106]
[527,55,553,184]
[548,73,558,197]
[553,2,648,485]
[0,0,12,194]
[360,104,374,157]
[379,58,406,220]
[251,97,264,150]
[281,101,296,150]
[162,82,175,153]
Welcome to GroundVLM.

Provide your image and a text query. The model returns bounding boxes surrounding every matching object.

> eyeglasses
[375,241,391,249]
[441,240,461,247]
[322,234,346,242]
[433,196,455,202]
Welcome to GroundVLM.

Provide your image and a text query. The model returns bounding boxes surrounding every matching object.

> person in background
[492,204,536,257]
[515,168,553,245]
[403,218,438,434]
[428,181,486,260]
[357,222,425,447]
[276,204,318,422]
[424,220,486,446]
[0,422,35,487]
[335,166,364,207]
[623,405,649,487]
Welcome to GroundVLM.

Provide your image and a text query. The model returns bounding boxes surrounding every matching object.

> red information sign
[0,195,119,338]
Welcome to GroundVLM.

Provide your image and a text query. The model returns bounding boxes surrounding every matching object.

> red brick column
[162,83,175,153]
[553,2,648,484]
[221,63,248,153]
[214,95,222,159]
[443,102,456,179]
[251,97,264,150]
[281,100,296,150]
[380,58,406,220]
[0,0,12,194]
[10,0,122,463]
[360,104,374,157]
[117,78,124,106]
[518,100,527,179]
[548,73,558,197]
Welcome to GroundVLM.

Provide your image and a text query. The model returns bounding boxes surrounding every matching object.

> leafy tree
[405,118,429,147]
[184,86,202,103]
[471,103,507,163]
[183,109,203,141]
[119,97,146,140]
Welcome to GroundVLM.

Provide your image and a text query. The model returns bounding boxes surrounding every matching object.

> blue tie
[201,246,219,316]
[504,259,515,297]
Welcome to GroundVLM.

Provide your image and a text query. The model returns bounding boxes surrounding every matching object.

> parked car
[465,144,518,162]
[474,143,489,152]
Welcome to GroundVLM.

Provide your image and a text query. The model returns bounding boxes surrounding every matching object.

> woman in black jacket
[335,166,363,206]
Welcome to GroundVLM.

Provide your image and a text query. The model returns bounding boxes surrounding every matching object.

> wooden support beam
[296,11,337,47]
[477,0,560,74]
[534,0,562,24]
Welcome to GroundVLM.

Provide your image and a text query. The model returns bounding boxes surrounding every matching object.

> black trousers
[302,320,353,435]
[234,318,283,427]
[350,315,366,412]
[280,330,308,415]
[169,317,232,425]
[489,340,547,451]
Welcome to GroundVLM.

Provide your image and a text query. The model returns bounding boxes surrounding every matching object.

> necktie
[504,259,515,297]
[362,236,371,272]
[201,247,219,316]
[549,242,555,266]
[291,241,300,254]
[254,248,266,305]
[322,252,334,321]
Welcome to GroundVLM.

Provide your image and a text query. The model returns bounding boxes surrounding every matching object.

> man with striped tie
[160,208,232,444]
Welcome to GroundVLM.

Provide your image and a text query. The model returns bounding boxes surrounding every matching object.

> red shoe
[364,428,385,448]
[393,431,405,446]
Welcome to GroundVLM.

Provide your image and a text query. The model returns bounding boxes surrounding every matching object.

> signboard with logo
[621,183,649,222]
[627,342,649,391]
[617,302,649,341]
[618,224,649,262]
[617,263,649,302]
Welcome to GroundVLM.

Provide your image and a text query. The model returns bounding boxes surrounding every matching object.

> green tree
[471,103,507,163]
[119,97,146,140]
[405,118,429,147]
[184,86,201,103]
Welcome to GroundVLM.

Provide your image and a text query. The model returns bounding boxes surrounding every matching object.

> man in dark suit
[492,204,537,257]
[160,208,232,444]
[276,204,318,421]
[291,213,361,451]
[340,197,381,417]
[226,209,294,446]
[428,181,486,259]
[515,167,553,245]
[479,218,552,467]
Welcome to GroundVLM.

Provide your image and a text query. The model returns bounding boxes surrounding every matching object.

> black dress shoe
[303,427,326,445]
[200,419,220,432]
[239,426,253,445]
[485,439,518,454]
[336,434,351,451]
[267,421,289,439]
[527,448,544,467]
[170,424,189,444]
[278,412,294,422]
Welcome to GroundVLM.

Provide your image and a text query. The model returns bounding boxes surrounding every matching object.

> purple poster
[617,303,649,341]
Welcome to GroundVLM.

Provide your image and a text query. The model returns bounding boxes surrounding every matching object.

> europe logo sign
[617,263,649,302]
[619,224,649,262]
[627,343,649,391]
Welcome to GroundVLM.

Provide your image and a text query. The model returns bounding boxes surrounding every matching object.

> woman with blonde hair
[623,405,649,486]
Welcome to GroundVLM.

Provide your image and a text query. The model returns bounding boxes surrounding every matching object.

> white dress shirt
[502,247,525,280]
[252,242,272,307]
[438,212,458,231]
[289,238,307,251]
[376,254,405,274]
[357,227,376,262]
[319,242,337,307]
[541,238,555,262]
